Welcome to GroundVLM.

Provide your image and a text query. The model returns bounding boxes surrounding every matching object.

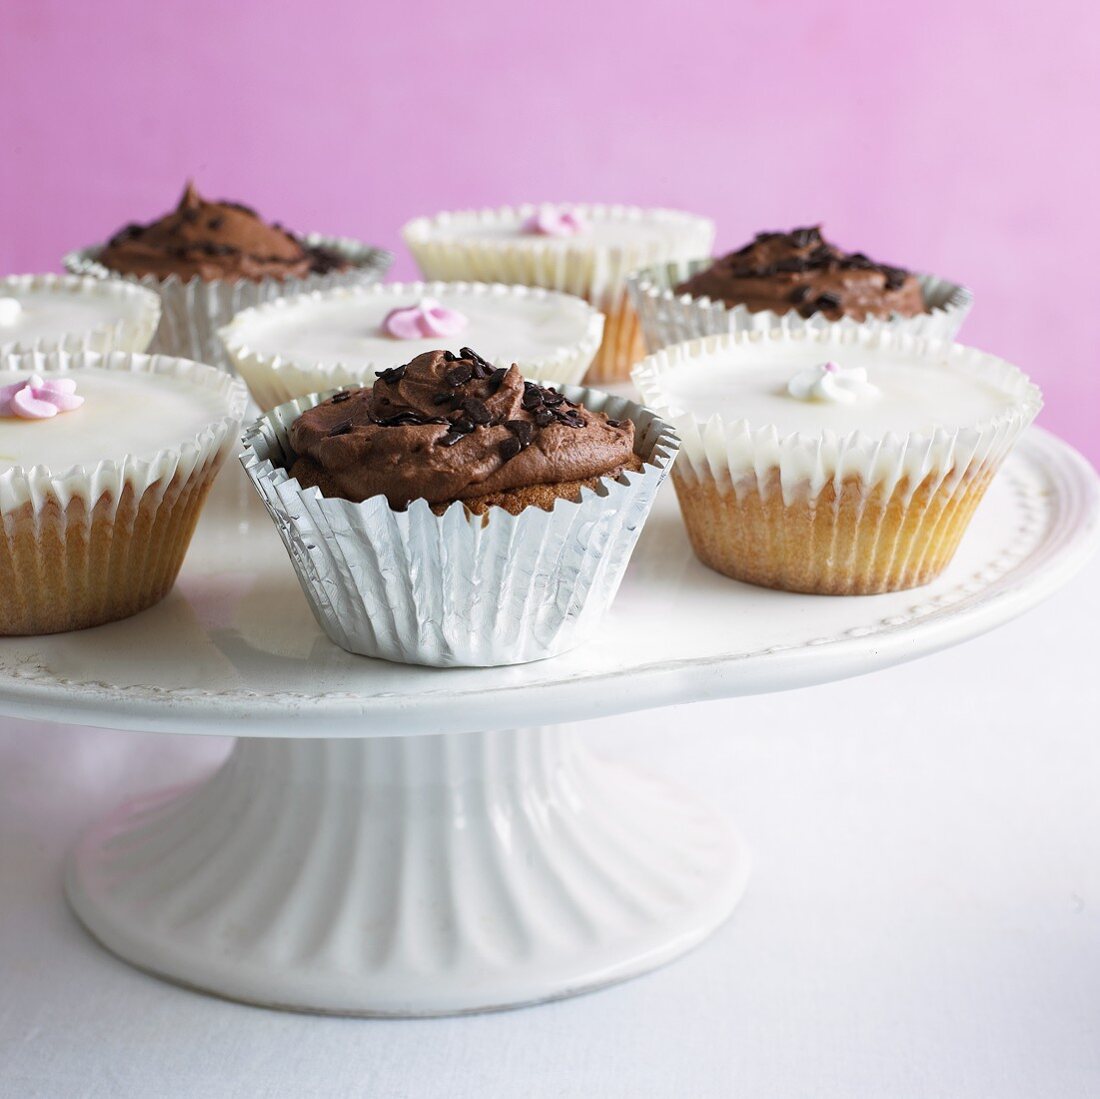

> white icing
[786,361,881,404]
[0,367,233,476]
[223,285,598,370]
[651,344,1014,437]
[633,330,1042,503]
[0,286,149,347]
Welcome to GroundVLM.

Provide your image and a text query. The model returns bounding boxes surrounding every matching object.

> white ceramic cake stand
[1,427,1096,1017]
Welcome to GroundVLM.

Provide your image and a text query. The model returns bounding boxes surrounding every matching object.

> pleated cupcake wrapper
[64,235,393,372]
[627,258,974,354]
[0,350,247,634]
[0,274,161,356]
[240,386,680,667]
[633,329,1041,593]
[403,205,715,381]
[219,281,606,412]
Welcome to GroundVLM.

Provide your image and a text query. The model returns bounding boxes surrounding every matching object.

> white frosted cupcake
[403,204,714,383]
[633,328,1041,595]
[0,350,246,634]
[219,281,605,411]
[628,225,973,354]
[0,274,160,356]
[64,183,391,372]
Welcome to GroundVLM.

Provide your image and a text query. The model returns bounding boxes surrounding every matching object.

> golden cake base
[0,464,219,636]
[673,466,997,595]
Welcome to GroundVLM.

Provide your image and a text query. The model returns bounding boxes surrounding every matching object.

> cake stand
[1,427,1096,1017]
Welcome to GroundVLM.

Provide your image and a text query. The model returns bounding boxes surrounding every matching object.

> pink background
[2,0,1096,463]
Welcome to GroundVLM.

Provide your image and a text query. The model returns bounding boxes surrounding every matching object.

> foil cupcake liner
[0,274,161,356]
[403,205,714,382]
[0,350,247,634]
[219,281,606,411]
[632,328,1041,594]
[240,386,679,667]
[627,258,974,354]
[64,235,393,372]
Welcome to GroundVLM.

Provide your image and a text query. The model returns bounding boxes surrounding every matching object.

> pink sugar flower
[0,374,85,420]
[383,298,469,340]
[523,207,587,237]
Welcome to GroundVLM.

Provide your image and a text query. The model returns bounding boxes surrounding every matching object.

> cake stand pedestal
[1,428,1096,1016]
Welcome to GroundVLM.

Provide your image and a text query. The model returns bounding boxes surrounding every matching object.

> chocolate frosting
[97,182,349,282]
[289,348,636,508]
[675,226,927,321]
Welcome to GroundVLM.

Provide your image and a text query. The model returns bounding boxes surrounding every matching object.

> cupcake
[633,328,1041,595]
[628,225,972,353]
[0,274,160,355]
[219,281,604,411]
[65,182,392,371]
[240,347,678,666]
[402,204,714,384]
[0,350,246,635]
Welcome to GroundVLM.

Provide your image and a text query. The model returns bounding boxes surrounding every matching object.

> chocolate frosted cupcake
[96,183,351,282]
[66,183,391,371]
[288,348,640,514]
[628,225,971,354]
[240,348,678,666]
[674,226,928,321]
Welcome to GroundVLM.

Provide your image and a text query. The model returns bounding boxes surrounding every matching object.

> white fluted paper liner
[633,328,1040,504]
[0,274,161,356]
[64,235,393,372]
[240,386,680,667]
[219,281,606,411]
[627,258,974,354]
[0,350,247,633]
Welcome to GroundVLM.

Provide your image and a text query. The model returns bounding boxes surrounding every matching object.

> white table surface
[1,553,1098,1099]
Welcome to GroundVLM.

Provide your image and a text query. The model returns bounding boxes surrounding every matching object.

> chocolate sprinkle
[444,363,474,387]
[461,397,492,425]
[331,390,352,403]
[375,364,406,386]
[328,420,352,436]
[505,420,534,447]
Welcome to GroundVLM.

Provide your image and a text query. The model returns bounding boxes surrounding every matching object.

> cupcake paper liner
[633,328,1041,594]
[64,235,393,372]
[403,205,715,383]
[627,258,974,354]
[0,274,161,356]
[240,386,679,667]
[219,281,606,411]
[0,350,247,634]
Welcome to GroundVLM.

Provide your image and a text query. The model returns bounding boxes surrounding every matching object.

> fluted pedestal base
[66,727,748,1016]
